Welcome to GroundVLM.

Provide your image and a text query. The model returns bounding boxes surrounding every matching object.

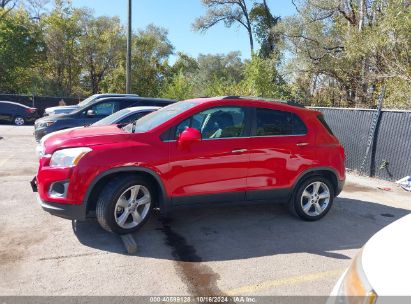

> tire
[14,116,25,126]
[96,175,154,234]
[288,176,335,221]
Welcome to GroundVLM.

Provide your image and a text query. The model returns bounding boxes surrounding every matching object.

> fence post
[359,87,385,175]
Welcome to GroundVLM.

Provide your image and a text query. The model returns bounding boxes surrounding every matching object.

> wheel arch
[293,167,340,195]
[84,167,170,216]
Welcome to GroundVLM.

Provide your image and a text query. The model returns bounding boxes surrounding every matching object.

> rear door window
[254,108,307,136]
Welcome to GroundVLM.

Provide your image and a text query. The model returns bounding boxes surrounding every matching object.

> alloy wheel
[14,117,25,126]
[114,185,151,229]
[300,181,331,217]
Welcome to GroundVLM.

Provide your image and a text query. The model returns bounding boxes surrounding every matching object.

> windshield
[92,108,131,126]
[124,101,197,133]
[78,95,99,107]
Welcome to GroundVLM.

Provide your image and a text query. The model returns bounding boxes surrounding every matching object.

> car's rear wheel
[289,176,334,221]
[96,176,154,234]
[14,116,25,126]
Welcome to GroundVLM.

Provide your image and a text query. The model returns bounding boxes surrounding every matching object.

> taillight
[26,108,37,113]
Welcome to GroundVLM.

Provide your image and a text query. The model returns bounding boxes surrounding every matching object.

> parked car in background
[34,97,175,141]
[35,106,160,158]
[0,101,39,126]
[32,96,345,234]
[44,93,140,116]
[92,106,160,127]
[329,213,411,303]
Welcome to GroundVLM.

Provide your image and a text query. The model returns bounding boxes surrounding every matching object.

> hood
[46,105,79,112]
[362,213,411,295]
[44,125,132,154]
[36,113,71,124]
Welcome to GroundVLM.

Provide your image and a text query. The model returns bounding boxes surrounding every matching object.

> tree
[249,0,280,58]
[193,0,255,54]
[162,70,194,100]
[0,0,15,7]
[241,55,290,98]
[169,52,199,77]
[130,24,174,96]
[0,0,16,19]
[42,0,84,95]
[197,51,244,83]
[79,15,125,94]
[277,0,410,108]
[0,8,44,93]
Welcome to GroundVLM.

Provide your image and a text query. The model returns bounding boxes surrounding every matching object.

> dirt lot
[0,125,410,296]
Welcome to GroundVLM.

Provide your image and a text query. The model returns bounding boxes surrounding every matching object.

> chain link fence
[315,107,411,181]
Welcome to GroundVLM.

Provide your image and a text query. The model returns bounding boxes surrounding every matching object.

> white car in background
[330,213,411,303]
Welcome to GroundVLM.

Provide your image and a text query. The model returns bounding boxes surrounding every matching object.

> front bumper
[35,194,86,221]
[34,127,48,142]
[31,177,86,220]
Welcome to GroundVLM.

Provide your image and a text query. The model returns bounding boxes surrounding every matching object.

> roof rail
[221,96,305,108]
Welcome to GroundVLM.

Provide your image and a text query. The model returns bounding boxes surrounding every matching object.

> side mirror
[178,128,201,146]
[87,109,96,117]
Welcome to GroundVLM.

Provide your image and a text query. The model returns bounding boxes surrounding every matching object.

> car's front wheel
[96,176,154,234]
[14,116,25,126]
[289,176,334,221]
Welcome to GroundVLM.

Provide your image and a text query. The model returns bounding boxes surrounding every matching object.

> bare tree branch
[193,0,254,53]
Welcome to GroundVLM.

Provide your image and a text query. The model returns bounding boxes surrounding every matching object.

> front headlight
[36,144,45,159]
[337,250,378,304]
[50,147,92,168]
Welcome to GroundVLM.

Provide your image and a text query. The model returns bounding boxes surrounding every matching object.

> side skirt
[171,188,292,208]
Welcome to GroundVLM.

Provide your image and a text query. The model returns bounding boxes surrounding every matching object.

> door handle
[232,149,248,153]
[296,142,309,147]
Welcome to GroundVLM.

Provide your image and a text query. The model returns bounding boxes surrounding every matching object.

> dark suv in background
[34,97,176,141]
[0,101,39,126]
[44,93,140,116]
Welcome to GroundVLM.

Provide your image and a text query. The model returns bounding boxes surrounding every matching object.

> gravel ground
[0,125,410,297]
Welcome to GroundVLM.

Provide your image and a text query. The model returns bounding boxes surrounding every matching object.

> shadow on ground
[73,197,410,262]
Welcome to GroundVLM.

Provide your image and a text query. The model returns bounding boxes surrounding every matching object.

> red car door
[168,106,251,203]
[247,107,317,200]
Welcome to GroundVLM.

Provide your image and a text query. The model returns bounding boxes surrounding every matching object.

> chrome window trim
[161,133,307,143]
[252,133,307,138]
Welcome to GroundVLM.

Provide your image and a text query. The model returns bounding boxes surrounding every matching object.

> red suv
[32,97,345,234]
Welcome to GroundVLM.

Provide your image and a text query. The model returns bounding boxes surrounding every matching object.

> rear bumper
[35,194,86,221]
[336,179,345,196]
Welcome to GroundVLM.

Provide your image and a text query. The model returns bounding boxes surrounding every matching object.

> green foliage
[130,24,174,97]
[79,15,125,94]
[241,55,291,98]
[0,8,43,93]
[162,70,194,101]
[42,0,84,95]
[0,0,408,109]
[249,1,281,58]
[278,0,411,108]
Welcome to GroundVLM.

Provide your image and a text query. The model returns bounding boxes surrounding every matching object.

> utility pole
[126,0,132,93]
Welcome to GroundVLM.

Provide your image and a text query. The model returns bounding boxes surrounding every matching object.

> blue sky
[71,0,296,60]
